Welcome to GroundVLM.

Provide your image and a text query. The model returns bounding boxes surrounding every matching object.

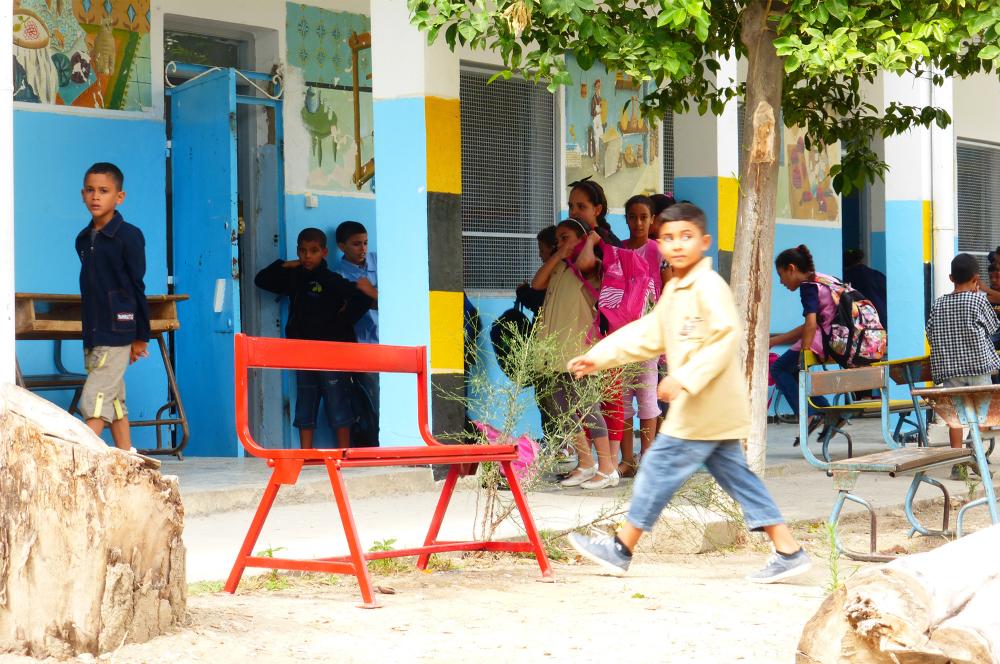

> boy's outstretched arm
[569,301,667,375]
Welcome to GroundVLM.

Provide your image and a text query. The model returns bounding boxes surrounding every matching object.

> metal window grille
[957,140,1000,275]
[460,67,556,291]
[662,111,675,195]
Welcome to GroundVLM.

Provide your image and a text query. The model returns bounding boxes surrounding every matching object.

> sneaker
[567,532,631,576]
[746,548,812,584]
[559,464,598,487]
[580,469,620,490]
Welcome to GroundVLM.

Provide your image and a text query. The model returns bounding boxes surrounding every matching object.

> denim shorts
[293,370,353,430]
[627,434,785,532]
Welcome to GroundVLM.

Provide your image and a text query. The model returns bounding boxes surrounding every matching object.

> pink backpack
[569,240,656,336]
[472,421,540,483]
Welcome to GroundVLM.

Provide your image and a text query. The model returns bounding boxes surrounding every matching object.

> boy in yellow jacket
[566,203,811,583]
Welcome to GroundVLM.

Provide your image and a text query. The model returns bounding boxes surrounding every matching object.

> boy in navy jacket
[75,162,150,450]
[255,228,375,449]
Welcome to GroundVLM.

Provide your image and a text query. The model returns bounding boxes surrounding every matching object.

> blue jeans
[772,349,829,416]
[627,434,785,532]
[293,370,353,430]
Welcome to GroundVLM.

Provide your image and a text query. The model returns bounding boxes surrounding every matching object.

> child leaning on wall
[334,220,381,446]
[255,227,375,449]
[76,162,150,451]
[566,203,812,583]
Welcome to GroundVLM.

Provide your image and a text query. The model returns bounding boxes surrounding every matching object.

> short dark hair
[297,227,327,248]
[558,218,589,239]
[844,248,864,268]
[335,220,367,244]
[659,202,707,233]
[85,162,124,190]
[649,193,676,216]
[624,195,654,218]
[951,253,979,284]
[536,225,557,250]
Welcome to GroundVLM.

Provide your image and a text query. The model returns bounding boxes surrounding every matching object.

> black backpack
[490,299,532,381]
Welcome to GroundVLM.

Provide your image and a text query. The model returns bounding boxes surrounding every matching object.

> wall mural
[776,124,841,224]
[564,56,662,207]
[286,3,373,195]
[12,0,152,111]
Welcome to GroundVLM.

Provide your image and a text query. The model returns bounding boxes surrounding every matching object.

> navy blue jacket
[76,211,151,349]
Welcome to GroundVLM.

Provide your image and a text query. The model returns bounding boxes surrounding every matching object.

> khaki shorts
[80,346,130,423]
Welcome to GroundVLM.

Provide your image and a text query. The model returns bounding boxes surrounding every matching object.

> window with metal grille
[662,111,675,195]
[957,140,1000,275]
[460,67,557,291]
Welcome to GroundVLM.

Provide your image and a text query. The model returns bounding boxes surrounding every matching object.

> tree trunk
[0,385,186,658]
[798,524,1000,663]
[732,0,786,473]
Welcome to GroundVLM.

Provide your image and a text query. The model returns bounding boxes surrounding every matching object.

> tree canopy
[408,0,1000,193]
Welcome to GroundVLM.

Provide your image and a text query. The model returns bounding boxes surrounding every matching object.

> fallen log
[0,384,186,658]
[798,524,1000,663]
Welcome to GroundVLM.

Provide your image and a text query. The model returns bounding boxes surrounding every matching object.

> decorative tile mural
[12,0,152,111]
[287,3,373,194]
[564,56,662,208]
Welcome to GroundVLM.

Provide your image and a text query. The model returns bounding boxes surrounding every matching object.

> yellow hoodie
[582,257,751,441]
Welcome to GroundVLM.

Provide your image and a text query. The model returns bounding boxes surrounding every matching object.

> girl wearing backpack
[532,219,617,489]
[768,245,833,441]
[569,177,622,247]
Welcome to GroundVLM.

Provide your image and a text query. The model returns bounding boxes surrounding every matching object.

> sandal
[617,461,637,478]
[559,464,598,487]
[581,469,621,490]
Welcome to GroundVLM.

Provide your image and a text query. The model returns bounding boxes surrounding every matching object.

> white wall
[954,72,1000,144]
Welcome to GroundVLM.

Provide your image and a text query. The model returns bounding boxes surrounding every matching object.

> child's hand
[356,277,378,299]
[556,242,574,260]
[657,375,683,402]
[587,230,601,245]
[567,355,597,378]
[282,260,301,269]
[130,340,149,365]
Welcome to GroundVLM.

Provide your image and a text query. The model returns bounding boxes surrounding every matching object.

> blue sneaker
[746,548,812,584]
[568,532,631,576]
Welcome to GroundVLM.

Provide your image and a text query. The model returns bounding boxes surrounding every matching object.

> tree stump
[0,384,186,657]
[798,524,1000,663]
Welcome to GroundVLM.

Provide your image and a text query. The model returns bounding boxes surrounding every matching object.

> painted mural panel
[286,3,373,195]
[564,56,662,207]
[776,124,841,224]
[12,0,152,111]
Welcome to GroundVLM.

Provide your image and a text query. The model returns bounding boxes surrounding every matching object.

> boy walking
[76,162,149,451]
[334,220,380,446]
[566,203,811,583]
[926,253,1000,479]
[255,228,375,449]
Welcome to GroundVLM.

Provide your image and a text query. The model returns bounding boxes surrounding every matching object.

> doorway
[164,22,287,454]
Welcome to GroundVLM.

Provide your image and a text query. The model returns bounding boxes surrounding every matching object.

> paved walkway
[169,418,999,582]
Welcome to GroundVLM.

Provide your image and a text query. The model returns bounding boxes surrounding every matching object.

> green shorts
[80,345,130,423]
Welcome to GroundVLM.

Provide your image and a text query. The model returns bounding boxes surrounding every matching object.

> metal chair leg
[828,490,894,562]
[903,472,952,538]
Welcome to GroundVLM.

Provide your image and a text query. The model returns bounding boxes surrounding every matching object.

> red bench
[224,334,553,606]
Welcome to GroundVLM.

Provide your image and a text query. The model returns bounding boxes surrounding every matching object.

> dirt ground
[5,501,994,664]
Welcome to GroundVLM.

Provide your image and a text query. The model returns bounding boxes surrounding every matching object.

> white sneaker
[559,464,598,487]
[581,469,620,490]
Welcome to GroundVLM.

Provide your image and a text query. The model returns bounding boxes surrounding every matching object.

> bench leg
[820,417,852,463]
[829,490,894,562]
[325,460,378,609]
[904,472,952,538]
[416,465,460,571]
[502,461,553,579]
[225,477,282,593]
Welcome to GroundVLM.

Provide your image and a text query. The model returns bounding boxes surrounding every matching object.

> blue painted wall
[13,110,168,448]
[885,200,925,360]
[770,223,843,334]
[673,176,720,263]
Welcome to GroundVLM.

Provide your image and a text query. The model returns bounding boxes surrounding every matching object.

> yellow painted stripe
[429,290,464,373]
[717,176,739,252]
[922,200,932,264]
[425,96,461,195]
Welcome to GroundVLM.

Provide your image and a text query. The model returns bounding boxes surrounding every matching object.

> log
[0,384,186,657]
[798,524,1000,663]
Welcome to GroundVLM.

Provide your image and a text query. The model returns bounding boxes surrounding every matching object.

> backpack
[490,299,532,380]
[569,241,656,336]
[812,275,887,368]
[471,421,540,484]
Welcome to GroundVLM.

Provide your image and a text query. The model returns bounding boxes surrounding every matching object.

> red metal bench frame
[224,334,553,606]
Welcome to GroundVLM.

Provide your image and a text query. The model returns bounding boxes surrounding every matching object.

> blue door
[170,69,240,456]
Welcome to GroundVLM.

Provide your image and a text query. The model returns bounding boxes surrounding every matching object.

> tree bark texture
[0,385,186,658]
[733,0,786,473]
[797,524,1000,663]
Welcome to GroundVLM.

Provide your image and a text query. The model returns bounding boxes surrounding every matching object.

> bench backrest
[807,365,886,397]
[233,334,438,457]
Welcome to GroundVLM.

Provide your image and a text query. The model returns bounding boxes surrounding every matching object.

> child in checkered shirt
[926,253,1000,478]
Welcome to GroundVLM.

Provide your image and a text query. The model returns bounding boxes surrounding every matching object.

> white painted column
[1,7,15,384]
[930,75,957,299]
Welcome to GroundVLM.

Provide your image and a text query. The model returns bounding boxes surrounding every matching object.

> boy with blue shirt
[76,162,150,451]
[334,220,380,446]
